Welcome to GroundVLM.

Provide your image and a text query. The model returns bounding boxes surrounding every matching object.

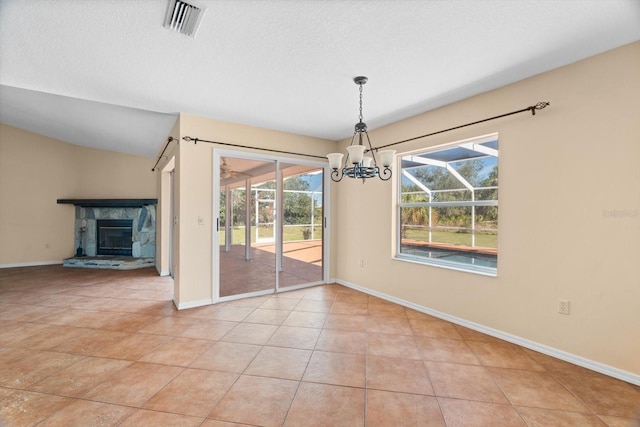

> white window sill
[393,255,498,277]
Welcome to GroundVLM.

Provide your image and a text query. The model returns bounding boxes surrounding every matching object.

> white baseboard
[0,260,63,269]
[173,297,213,310]
[336,278,640,386]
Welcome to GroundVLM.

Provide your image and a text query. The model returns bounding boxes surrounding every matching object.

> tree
[283,176,312,225]
[400,159,497,239]
[476,164,498,226]
[407,160,482,227]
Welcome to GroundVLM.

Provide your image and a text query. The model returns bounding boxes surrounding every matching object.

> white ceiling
[1,0,639,158]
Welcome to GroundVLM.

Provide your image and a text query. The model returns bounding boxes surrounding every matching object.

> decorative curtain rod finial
[531,101,550,115]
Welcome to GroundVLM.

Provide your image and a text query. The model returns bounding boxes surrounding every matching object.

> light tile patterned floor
[0,266,639,426]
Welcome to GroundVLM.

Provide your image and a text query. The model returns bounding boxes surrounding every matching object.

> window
[396,134,498,275]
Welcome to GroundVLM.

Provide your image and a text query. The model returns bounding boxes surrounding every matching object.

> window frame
[394,133,498,276]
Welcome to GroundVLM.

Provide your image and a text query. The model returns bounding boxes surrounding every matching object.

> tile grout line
[281,290,338,426]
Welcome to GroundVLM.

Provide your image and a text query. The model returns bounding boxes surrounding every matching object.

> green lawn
[219,225,322,245]
[221,224,496,249]
[403,228,497,248]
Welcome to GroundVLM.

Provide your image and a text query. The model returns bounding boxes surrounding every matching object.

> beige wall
[159,115,335,307]
[334,41,640,375]
[0,124,157,266]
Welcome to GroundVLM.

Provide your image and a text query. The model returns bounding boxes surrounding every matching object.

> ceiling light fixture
[327,76,396,182]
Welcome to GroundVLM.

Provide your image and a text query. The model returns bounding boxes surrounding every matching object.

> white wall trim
[173,298,213,310]
[0,260,63,269]
[336,278,640,386]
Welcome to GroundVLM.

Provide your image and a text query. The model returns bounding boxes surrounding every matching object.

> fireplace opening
[97,219,133,256]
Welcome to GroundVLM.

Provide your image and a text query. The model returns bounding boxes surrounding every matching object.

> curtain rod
[151,136,176,171]
[181,136,328,160]
[151,101,550,171]
[373,101,550,151]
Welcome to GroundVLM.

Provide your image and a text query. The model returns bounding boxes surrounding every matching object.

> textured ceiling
[1,0,639,157]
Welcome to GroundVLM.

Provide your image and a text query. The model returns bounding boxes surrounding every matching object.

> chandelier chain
[358,83,363,123]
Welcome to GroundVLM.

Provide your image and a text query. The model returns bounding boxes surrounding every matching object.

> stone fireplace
[58,199,157,269]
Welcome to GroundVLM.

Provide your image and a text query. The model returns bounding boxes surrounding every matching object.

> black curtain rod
[152,101,549,171]
[151,136,176,171]
[373,101,550,151]
[181,136,328,160]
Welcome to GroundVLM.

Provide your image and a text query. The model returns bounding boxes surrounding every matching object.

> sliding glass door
[214,151,326,301]
[278,163,324,289]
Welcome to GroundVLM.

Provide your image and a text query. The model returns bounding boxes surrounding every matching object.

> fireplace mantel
[57,199,157,208]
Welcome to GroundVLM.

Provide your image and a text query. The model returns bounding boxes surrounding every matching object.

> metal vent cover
[164,0,206,37]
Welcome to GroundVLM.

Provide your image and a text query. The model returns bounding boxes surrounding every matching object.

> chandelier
[327,76,396,182]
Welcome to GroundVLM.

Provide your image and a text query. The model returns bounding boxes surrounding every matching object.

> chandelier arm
[348,132,358,147]
[330,168,344,182]
[363,131,377,165]
[378,166,392,181]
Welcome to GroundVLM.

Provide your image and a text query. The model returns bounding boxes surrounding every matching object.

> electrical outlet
[558,299,570,315]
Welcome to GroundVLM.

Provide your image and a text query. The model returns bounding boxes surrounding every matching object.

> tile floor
[0,265,639,426]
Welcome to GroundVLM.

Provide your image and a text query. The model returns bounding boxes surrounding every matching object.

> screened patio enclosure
[398,135,498,273]
[215,152,326,299]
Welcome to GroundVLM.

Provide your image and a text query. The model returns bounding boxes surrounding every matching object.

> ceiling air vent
[164,0,206,37]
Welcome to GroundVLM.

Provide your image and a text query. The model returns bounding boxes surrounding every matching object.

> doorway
[214,150,327,301]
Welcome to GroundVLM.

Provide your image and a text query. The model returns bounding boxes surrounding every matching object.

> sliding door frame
[212,149,330,303]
